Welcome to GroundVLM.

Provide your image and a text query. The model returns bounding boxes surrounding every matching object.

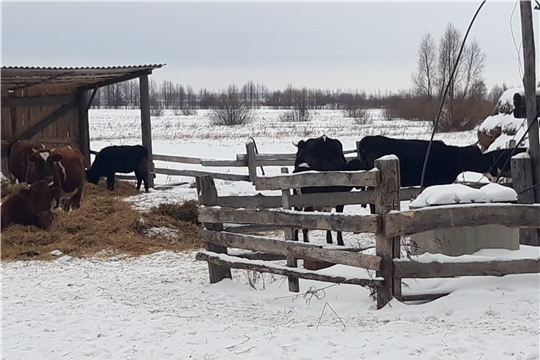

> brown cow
[27,146,87,211]
[7,140,45,183]
[1,181,62,230]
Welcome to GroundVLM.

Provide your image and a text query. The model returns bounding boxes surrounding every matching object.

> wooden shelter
[1,64,165,187]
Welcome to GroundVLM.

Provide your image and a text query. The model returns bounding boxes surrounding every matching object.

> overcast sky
[2,1,538,93]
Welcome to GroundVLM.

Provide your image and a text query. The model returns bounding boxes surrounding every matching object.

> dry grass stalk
[1,180,203,261]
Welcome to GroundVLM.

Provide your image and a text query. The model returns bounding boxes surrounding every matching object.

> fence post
[281,167,300,292]
[196,175,232,283]
[511,153,539,245]
[246,140,257,182]
[374,156,401,308]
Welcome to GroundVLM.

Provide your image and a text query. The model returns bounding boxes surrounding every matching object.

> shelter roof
[1,64,165,92]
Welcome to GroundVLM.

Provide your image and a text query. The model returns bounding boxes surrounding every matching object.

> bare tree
[412,32,437,98]
[280,87,311,122]
[209,84,254,126]
[161,80,176,108]
[459,40,485,100]
[436,23,462,99]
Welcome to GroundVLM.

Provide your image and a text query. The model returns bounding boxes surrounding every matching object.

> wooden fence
[196,155,540,309]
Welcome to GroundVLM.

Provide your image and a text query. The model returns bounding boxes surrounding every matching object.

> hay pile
[1,180,203,261]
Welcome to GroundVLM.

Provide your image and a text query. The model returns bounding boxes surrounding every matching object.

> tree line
[91,23,510,131]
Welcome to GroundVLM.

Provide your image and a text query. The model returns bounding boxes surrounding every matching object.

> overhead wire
[420,0,487,189]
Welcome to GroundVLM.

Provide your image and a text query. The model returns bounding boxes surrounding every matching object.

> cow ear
[298,140,306,149]
[50,187,62,198]
[18,188,31,198]
[51,154,63,162]
[27,153,37,163]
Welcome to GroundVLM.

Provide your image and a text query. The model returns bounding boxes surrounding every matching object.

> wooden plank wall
[1,86,80,149]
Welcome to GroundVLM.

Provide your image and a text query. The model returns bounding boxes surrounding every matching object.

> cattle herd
[291,135,528,245]
[1,141,149,230]
[0,135,528,235]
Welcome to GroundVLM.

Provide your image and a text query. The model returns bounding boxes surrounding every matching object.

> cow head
[293,135,347,171]
[27,149,62,184]
[85,168,100,185]
[19,181,62,230]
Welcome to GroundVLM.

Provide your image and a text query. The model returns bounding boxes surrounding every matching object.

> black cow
[293,135,364,246]
[483,147,528,182]
[356,136,490,187]
[86,145,150,192]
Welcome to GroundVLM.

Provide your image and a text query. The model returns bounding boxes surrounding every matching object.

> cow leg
[134,168,149,192]
[335,205,345,246]
[326,231,333,244]
[302,206,315,243]
[68,188,83,211]
[134,170,143,190]
[302,228,309,243]
[106,173,115,191]
[135,160,150,192]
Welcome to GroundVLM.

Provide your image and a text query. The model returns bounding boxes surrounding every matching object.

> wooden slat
[153,154,203,164]
[154,167,250,182]
[394,258,540,278]
[291,190,375,208]
[1,94,76,107]
[198,207,381,234]
[13,98,78,141]
[228,250,287,261]
[385,204,540,237]
[253,169,379,190]
[201,159,246,167]
[222,224,285,233]
[200,229,382,271]
[196,251,384,288]
[217,190,375,210]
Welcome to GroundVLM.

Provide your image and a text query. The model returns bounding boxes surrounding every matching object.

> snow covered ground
[2,109,539,359]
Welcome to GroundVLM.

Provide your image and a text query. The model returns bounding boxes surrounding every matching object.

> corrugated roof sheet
[1,64,166,92]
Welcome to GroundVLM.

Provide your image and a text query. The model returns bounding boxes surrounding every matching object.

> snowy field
[2,109,539,360]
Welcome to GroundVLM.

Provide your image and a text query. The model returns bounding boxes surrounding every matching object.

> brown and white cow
[1,181,62,230]
[7,140,45,183]
[26,146,87,211]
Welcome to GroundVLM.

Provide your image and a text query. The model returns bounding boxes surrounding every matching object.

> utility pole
[520,0,540,202]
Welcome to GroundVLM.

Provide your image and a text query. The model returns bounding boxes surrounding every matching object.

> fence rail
[195,153,540,309]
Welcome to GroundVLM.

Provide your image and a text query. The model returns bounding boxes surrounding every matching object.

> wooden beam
[198,207,381,234]
[196,176,231,283]
[519,1,540,203]
[253,169,379,191]
[385,204,540,238]
[153,154,203,164]
[139,74,154,189]
[511,154,539,245]
[154,167,250,182]
[80,69,154,90]
[196,251,384,288]
[1,94,76,107]
[394,258,540,279]
[374,156,401,309]
[200,230,382,271]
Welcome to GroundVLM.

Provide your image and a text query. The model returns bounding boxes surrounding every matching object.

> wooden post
[77,90,91,163]
[246,140,257,182]
[519,1,540,203]
[139,74,155,189]
[511,153,539,245]
[196,175,232,283]
[281,167,300,292]
[374,156,401,308]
